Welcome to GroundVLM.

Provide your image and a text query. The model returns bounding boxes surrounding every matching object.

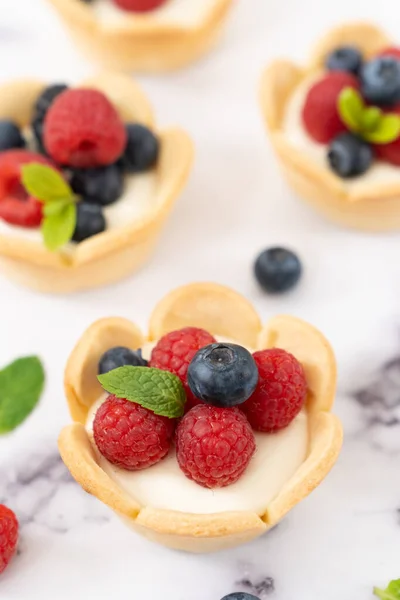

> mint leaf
[338,87,365,133]
[43,198,75,217]
[365,113,400,144]
[41,202,77,251]
[21,163,73,203]
[360,106,382,133]
[0,357,45,434]
[98,367,186,418]
[374,580,400,600]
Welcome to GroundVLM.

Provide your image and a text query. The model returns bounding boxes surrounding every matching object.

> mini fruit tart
[47,0,233,72]
[0,74,193,293]
[60,282,342,553]
[260,22,400,231]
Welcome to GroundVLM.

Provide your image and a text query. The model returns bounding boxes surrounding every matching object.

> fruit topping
[176,404,256,488]
[374,106,400,165]
[44,89,127,168]
[93,395,175,470]
[378,47,400,60]
[98,347,148,375]
[70,164,124,206]
[242,348,307,432]
[149,327,217,411]
[302,71,359,143]
[328,132,374,178]
[325,46,363,75]
[187,343,258,408]
[254,247,302,293]
[72,202,106,243]
[221,595,260,600]
[31,84,68,152]
[0,505,18,574]
[121,124,160,173]
[0,121,25,152]
[112,0,167,12]
[0,150,53,227]
[360,56,400,107]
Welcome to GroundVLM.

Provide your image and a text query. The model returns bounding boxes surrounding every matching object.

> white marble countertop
[1,0,400,598]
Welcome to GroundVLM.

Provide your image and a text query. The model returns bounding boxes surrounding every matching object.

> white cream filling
[283,73,400,191]
[92,0,217,28]
[85,339,309,515]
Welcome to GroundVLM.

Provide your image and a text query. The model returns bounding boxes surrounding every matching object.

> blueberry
[328,132,374,178]
[72,202,106,243]
[254,247,302,294]
[32,84,68,152]
[360,56,400,106]
[120,124,159,173]
[70,165,124,206]
[0,120,25,151]
[187,343,258,408]
[325,46,363,75]
[98,347,148,375]
[221,594,260,600]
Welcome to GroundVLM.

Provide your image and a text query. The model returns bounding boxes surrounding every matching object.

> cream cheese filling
[85,339,309,515]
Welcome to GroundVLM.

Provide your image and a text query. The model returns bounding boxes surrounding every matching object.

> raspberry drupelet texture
[113,0,167,11]
[93,395,175,470]
[44,89,127,168]
[0,504,18,574]
[149,327,216,411]
[176,404,256,488]
[242,348,307,432]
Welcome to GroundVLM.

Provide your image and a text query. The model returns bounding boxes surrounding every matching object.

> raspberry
[378,47,400,60]
[302,72,359,143]
[44,89,127,168]
[149,328,216,411]
[176,404,256,488]
[93,395,175,470]
[374,103,400,166]
[242,349,307,432]
[0,505,18,574]
[0,150,53,228]
[113,0,167,10]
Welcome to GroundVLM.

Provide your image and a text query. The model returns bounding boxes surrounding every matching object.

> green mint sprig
[338,88,400,144]
[374,580,400,600]
[0,356,45,434]
[21,163,77,251]
[98,366,186,419]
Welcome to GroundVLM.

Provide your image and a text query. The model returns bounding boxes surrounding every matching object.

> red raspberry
[113,0,167,10]
[44,89,127,168]
[0,150,53,228]
[374,103,400,166]
[242,349,307,432]
[378,47,400,60]
[0,505,18,574]
[176,404,255,488]
[302,72,359,143]
[93,395,175,470]
[149,328,217,411]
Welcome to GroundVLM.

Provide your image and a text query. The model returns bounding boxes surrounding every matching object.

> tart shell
[60,282,343,553]
[0,74,193,293]
[260,22,400,232]
[47,0,233,72]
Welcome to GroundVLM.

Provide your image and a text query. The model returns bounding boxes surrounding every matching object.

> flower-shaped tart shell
[0,73,193,293]
[60,282,342,553]
[47,0,233,72]
[260,22,400,232]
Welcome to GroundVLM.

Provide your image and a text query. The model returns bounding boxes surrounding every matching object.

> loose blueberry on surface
[328,132,374,178]
[360,56,400,106]
[120,124,160,173]
[325,46,363,75]
[221,595,260,600]
[98,346,148,375]
[0,121,25,151]
[32,84,68,152]
[72,202,106,243]
[187,343,258,408]
[254,247,302,294]
[70,164,124,206]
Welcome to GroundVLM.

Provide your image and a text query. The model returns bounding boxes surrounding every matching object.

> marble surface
[1,0,400,598]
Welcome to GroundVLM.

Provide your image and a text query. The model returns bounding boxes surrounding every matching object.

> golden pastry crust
[60,282,343,553]
[0,74,193,293]
[47,0,233,72]
[260,22,400,232]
